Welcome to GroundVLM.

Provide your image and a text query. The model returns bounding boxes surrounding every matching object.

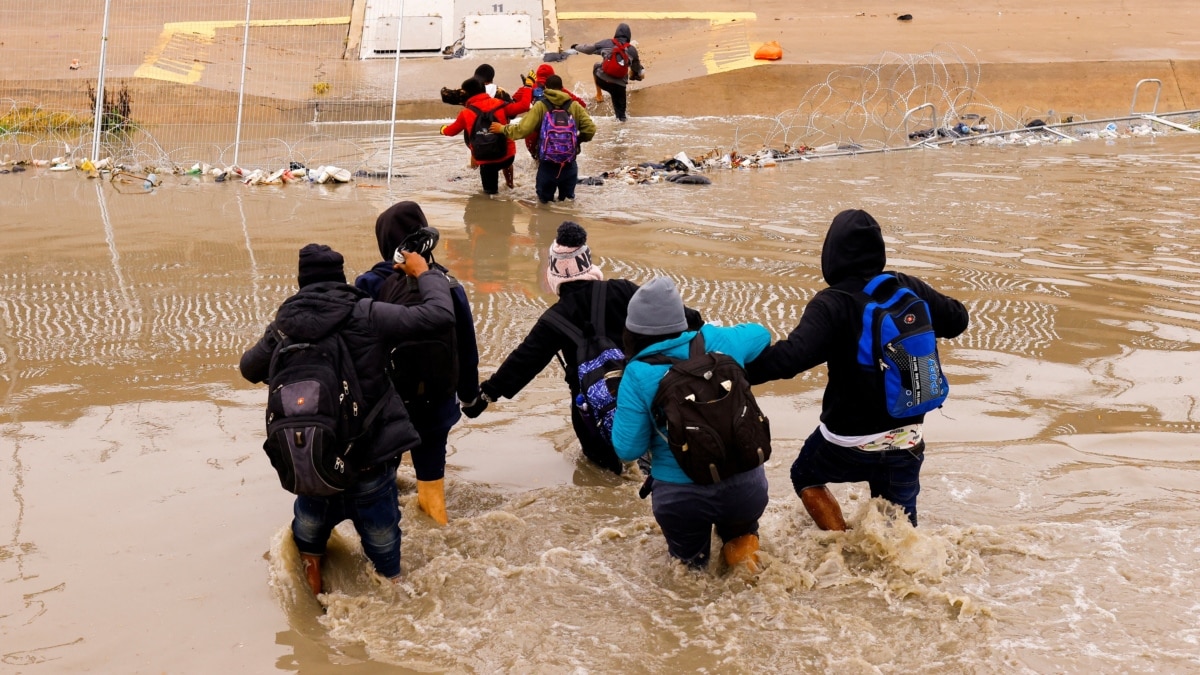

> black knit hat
[297,243,346,288]
[555,221,587,247]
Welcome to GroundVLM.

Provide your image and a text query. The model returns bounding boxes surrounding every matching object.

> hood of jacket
[821,209,886,286]
[375,201,429,261]
[541,88,573,107]
[274,282,366,342]
[614,23,631,43]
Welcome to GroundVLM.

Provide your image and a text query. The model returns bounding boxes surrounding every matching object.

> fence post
[387,8,404,183]
[90,0,114,161]
[233,0,253,168]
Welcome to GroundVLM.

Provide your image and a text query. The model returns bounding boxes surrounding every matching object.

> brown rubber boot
[416,478,448,525]
[300,553,322,595]
[800,486,847,531]
[721,534,762,573]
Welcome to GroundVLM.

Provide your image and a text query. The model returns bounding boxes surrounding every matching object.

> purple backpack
[538,101,578,164]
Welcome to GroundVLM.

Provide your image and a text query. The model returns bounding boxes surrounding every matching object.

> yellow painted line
[557,11,755,23]
[135,16,350,84]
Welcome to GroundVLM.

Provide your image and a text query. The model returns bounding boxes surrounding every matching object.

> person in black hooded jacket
[572,22,644,122]
[745,209,969,529]
[240,243,454,594]
[354,201,481,526]
[461,221,701,476]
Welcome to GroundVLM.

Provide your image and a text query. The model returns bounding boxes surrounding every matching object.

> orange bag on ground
[754,41,783,61]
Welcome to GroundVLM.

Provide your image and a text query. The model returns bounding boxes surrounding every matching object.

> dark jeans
[479,156,515,194]
[291,462,402,577]
[407,395,460,481]
[791,428,925,526]
[650,465,769,568]
[535,159,578,202]
[594,76,629,121]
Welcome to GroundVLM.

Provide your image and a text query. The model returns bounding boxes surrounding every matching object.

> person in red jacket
[440,77,516,195]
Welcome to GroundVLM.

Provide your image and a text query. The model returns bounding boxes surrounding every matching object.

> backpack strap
[541,308,584,372]
[589,280,607,340]
[638,331,705,366]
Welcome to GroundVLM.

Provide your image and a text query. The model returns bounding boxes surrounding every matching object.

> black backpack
[377,269,461,406]
[263,325,386,497]
[641,331,771,485]
[542,281,624,449]
[465,103,507,162]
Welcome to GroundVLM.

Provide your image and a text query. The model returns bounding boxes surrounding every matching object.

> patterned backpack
[538,101,579,165]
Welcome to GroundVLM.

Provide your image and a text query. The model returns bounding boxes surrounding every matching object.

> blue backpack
[851,273,949,418]
[541,281,624,448]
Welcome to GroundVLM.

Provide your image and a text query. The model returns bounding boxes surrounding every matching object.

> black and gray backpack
[263,325,385,496]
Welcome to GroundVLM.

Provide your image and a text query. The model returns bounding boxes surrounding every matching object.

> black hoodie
[746,209,970,436]
[240,273,455,468]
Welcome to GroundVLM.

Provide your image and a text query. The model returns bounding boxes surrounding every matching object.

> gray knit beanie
[625,276,688,335]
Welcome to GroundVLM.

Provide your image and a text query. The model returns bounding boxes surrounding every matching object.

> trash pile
[589,147,810,186]
[0,155,357,188]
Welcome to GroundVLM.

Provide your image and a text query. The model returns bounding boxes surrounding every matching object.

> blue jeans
[535,159,578,202]
[791,428,925,526]
[291,463,402,577]
[650,465,769,568]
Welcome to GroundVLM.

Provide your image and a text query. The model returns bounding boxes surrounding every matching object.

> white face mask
[485,83,497,97]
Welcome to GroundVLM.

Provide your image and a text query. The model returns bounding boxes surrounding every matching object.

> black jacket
[481,279,701,401]
[746,210,970,435]
[239,272,454,467]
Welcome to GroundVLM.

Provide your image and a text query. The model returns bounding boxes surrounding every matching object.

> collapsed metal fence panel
[0,0,406,173]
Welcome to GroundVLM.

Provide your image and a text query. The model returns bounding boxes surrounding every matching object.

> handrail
[1130,78,1162,116]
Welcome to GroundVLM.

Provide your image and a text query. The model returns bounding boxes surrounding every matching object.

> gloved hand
[461,396,488,419]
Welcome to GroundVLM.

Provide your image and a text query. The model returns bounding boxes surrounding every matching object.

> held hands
[488,122,505,134]
[461,396,488,419]
[394,250,430,277]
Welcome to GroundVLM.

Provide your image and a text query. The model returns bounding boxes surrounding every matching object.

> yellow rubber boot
[300,553,322,595]
[721,534,762,574]
[416,478,448,526]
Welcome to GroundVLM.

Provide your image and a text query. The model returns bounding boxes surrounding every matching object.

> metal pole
[386,3,405,184]
[232,0,253,168]
[90,0,114,161]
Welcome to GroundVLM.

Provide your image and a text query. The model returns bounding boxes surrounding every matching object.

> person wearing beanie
[611,276,772,572]
[571,23,645,121]
[239,242,455,593]
[297,243,347,288]
[745,209,970,531]
[490,74,596,203]
[440,77,516,195]
[352,202,482,526]
[463,222,702,475]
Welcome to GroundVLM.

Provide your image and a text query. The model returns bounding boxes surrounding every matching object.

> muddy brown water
[2,116,1200,673]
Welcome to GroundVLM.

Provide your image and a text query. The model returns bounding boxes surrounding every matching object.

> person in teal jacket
[611,277,772,572]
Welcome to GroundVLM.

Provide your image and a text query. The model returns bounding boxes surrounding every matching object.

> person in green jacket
[490,75,596,203]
